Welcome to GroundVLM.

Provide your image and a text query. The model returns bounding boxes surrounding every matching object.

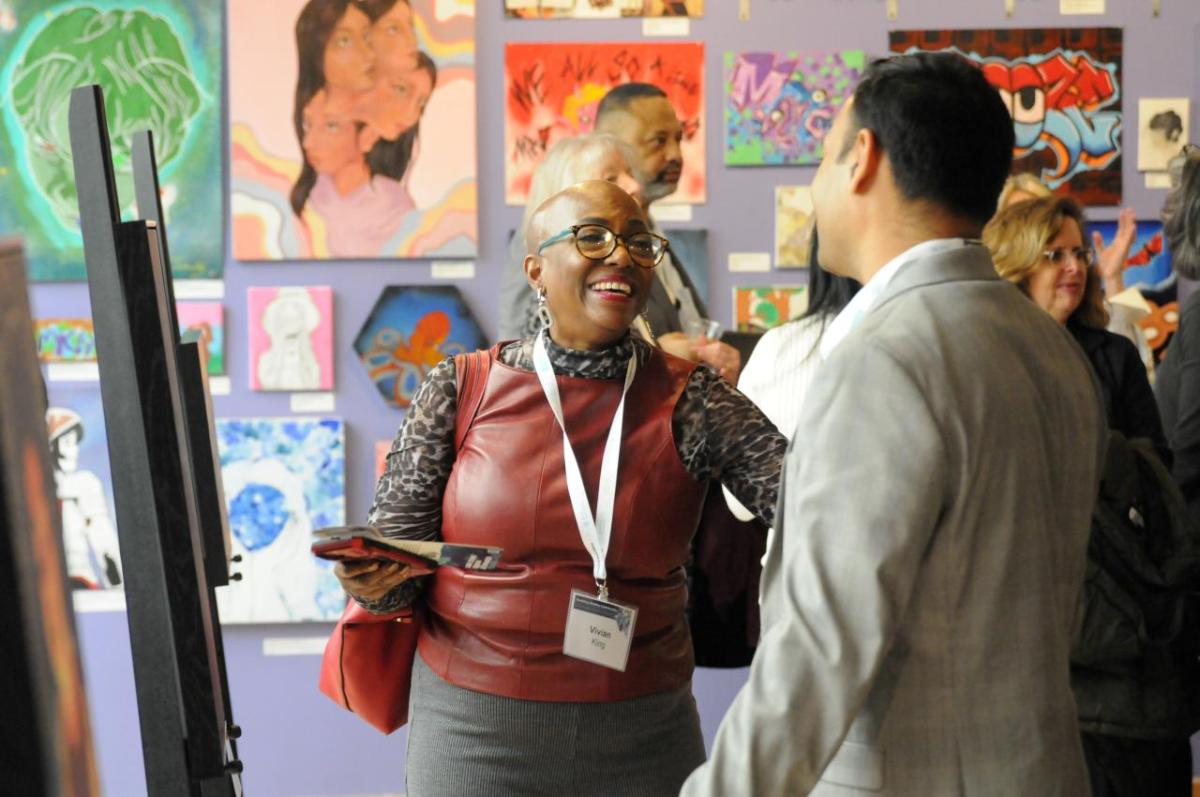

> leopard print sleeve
[673,366,787,527]
[359,357,459,612]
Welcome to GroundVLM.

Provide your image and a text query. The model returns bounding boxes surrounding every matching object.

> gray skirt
[405,654,707,797]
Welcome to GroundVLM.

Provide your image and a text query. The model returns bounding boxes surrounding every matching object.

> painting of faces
[505,0,704,18]
[505,42,705,205]
[229,0,477,260]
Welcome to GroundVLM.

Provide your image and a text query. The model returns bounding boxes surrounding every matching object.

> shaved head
[525,180,646,255]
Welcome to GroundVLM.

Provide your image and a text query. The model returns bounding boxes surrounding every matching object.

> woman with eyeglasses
[337,180,787,796]
[984,195,1167,456]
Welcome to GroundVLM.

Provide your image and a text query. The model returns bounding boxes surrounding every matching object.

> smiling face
[526,182,654,350]
[323,4,374,94]
[1025,218,1088,325]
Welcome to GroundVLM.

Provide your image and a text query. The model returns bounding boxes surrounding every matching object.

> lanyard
[532,331,637,599]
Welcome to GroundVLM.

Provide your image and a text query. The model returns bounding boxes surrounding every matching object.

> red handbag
[318,599,421,734]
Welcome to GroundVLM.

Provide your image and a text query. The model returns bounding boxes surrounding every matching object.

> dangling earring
[536,286,553,330]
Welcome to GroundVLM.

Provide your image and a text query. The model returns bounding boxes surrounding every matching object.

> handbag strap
[454,347,494,451]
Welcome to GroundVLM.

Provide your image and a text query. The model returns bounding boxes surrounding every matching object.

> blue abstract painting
[215,417,345,623]
[663,228,709,305]
[353,286,486,409]
[1088,220,1174,296]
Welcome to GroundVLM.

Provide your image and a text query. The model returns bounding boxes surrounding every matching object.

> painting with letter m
[889,28,1122,206]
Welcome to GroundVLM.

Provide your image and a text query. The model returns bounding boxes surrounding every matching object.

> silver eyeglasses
[1041,246,1094,267]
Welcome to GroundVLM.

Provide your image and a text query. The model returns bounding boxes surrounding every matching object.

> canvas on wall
[505,0,703,18]
[725,51,865,166]
[34,318,95,363]
[215,417,345,623]
[229,0,477,260]
[1089,219,1177,361]
[176,301,224,377]
[889,28,1123,206]
[44,388,122,597]
[0,1,222,281]
[775,186,813,268]
[353,285,485,408]
[247,286,334,392]
[733,285,808,333]
[663,228,708,305]
[505,41,705,205]
[1138,98,1190,172]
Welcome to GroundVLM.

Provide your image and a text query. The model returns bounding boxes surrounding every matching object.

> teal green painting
[0,2,221,280]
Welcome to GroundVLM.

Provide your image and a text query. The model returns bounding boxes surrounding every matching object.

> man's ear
[848,127,881,194]
[524,253,544,289]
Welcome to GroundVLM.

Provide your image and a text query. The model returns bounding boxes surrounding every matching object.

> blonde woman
[497,134,642,340]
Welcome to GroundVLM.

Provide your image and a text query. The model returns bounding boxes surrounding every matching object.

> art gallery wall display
[354,285,486,408]
[0,1,223,281]
[733,285,808,333]
[1089,219,1178,361]
[774,186,813,269]
[247,285,335,392]
[725,51,865,166]
[215,417,346,623]
[505,41,705,205]
[1137,98,1190,172]
[663,228,709,304]
[890,28,1123,206]
[505,0,704,18]
[176,301,225,377]
[34,318,96,363]
[229,0,477,260]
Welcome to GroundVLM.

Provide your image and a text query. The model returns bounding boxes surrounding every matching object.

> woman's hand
[1093,207,1137,294]
[334,559,416,602]
[694,339,742,384]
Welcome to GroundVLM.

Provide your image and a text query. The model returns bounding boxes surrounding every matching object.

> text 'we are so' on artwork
[216,417,345,623]
[0,1,223,281]
[890,28,1123,206]
[230,0,477,260]
[505,41,705,205]
[724,51,865,166]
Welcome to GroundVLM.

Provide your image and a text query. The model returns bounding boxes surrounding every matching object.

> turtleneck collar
[503,332,650,380]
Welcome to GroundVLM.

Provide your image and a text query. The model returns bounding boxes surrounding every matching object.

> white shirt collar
[819,238,975,360]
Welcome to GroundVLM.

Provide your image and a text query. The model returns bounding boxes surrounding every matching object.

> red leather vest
[419,343,707,702]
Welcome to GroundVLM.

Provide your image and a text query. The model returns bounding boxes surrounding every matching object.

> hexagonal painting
[354,286,486,409]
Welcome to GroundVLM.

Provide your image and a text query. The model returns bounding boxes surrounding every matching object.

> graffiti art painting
[176,301,224,377]
[43,388,122,595]
[733,285,808,333]
[34,318,96,362]
[354,285,485,409]
[505,41,705,205]
[0,1,222,281]
[247,286,334,392]
[230,0,477,260]
[1138,98,1189,172]
[215,417,345,623]
[505,0,703,18]
[775,186,813,269]
[724,51,865,166]
[1089,219,1177,361]
[890,28,1123,206]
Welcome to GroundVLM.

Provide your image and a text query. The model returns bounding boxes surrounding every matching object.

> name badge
[563,589,638,672]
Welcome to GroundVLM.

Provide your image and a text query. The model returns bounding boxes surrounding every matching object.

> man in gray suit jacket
[682,53,1107,796]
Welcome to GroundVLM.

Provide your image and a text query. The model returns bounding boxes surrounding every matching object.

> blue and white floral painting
[215,417,345,623]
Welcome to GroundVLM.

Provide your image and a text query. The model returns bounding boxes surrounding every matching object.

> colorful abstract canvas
[0,1,222,281]
[890,28,1123,205]
[44,387,122,595]
[1090,219,1177,361]
[1138,98,1189,172]
[247,286,334,392]
[215,417,345,623]
[725,51,865,166]
[733,285,808,333]
[505,42,705,205]
[506,0,703,18]
[34,318,95,363]
[775,186,813,269]
[354,286,485,408]
[229,0,477,260]
[663,228,708,305]
[175,301,224,377]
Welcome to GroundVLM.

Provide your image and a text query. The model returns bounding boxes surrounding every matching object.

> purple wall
[31,1,1199,794]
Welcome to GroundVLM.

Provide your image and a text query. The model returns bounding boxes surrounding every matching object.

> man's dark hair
[596,82,668,126]
[842,52,1015,228]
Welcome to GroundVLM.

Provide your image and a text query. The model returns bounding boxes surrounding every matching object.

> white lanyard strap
[532,331,637,598]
